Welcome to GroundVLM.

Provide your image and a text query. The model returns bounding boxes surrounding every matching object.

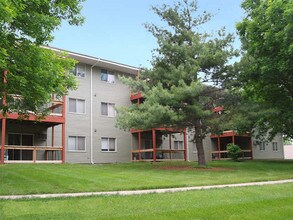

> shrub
[227,143,242,161]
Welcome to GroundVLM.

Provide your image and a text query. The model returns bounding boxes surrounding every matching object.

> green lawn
[0,160,292,195]
[0,183,292,219]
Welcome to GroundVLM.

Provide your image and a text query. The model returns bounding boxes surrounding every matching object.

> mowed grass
[0,183,292,219]
[0,160,292,195]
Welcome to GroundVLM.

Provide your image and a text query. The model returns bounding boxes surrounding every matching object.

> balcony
[0,95,65,124]
[3,145,62,163]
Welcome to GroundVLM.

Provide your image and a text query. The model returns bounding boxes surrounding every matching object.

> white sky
[51,0,245,68]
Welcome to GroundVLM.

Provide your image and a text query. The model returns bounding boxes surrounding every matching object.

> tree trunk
[194,121,206,167]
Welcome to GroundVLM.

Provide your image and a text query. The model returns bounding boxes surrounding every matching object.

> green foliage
[116,0,237,166]
[0,0,84,115]
[227,143,242,161]
[234,0,293,138]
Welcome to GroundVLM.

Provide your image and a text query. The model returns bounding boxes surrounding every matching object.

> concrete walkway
[1,179,292,200]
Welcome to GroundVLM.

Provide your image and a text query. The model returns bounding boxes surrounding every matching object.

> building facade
[0,47,284,164]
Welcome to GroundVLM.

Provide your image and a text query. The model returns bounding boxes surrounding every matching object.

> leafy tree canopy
[116,0,237,166]
[234,0,293,138]
[0,0,85,115]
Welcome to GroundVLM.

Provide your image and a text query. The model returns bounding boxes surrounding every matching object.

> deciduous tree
[235,0,293,138]
[0,0,85,115]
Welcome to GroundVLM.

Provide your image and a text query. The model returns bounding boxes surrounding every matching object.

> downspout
[90,60,100,164]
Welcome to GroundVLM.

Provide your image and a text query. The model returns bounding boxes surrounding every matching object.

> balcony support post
[183,129,187,161]
[1,70,7,164]
[61,95,66,164]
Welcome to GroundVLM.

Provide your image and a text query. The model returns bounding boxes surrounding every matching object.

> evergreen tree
[116,0,237,166]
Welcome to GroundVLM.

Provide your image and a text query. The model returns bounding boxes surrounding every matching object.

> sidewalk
[1,179,292,200]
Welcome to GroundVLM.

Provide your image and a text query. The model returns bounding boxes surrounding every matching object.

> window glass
[174,141,183,150]
[109,138,116,151]
[8,134,21,145]
[101,103,115,116]
[76,64,86,77]
[77,137,85,150]
[101,70,108,81]
[69,98,76,112]
[52,105,62,114]
[68,136,76,151]
[101,138,108,151]
[101,69,115,83]
[69,98,85,114]
[107,74,115,83]
[101,103,108,115]
[108,103,116,117]
[77,99,85,113]
[68,136,85,151]
[101,137,116,152]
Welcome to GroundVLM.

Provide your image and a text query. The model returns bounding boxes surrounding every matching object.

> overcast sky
[51,0,244,68]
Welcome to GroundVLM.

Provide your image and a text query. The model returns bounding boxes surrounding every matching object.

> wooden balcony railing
[3,145,63,163]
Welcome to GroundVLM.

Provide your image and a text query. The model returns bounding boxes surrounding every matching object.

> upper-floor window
[272,142,278,151]
[69,98,85,114]
[68,136,86,152]
[101,102,115,117]
[72,64,86,78]
[101,69,115,83]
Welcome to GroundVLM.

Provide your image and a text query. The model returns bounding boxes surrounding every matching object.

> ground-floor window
[68,136,86,152]
[7,133,34,160]
[101,137,116,152]
[173,140,184,150]
[260,142,266,151]
[272,142,278,151]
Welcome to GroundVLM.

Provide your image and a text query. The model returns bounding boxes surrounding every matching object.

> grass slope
[0,160,292,195]
[0,183,292,219]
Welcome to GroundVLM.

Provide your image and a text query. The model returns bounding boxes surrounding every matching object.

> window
[71,64,86,78]
[52,105,62,114]
[260,142,266,151]
[101,137,116,152]
[68,136,85,151]
[272,142,278,151]
[8,133,34,146]
[101,69,115,83]
[69,98,85,114]
[174,140,184,150]
[101,102,115,117]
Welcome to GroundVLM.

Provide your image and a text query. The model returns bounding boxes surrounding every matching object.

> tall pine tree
[116,0,237,166]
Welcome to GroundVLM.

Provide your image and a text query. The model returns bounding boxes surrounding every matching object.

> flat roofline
[43,46,140,75]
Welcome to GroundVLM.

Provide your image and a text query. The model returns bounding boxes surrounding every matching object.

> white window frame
[174,140,184,150]
[101,137,117,152]
[260,142,266,151]
[101,102,116,117]
[101,69,115,83]
[68,136,86,152]
[72,63,86,78]
[272,142,278,151]
[69,98,86,114]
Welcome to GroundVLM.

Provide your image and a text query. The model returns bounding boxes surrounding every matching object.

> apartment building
[0,47,284,164]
